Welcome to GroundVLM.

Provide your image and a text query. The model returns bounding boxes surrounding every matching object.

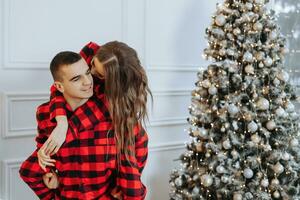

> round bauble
[264,57,273,67]
[266,120,276,130]
[244,168,254,179]
[273,191,280,199]
[290,138,299,147]
[248,121,258,133]
[277,71,289,82]
[256,98,269,110]
[245,64,255,74]
[233,193,243,200]
[251,134,261,144]
[243,51,253,62]
[208,86,218,95]
[228,104,239,115]
[215,14,226,26]
[201,174,213,187]
[275,107,285,117]
[273,162,284,174]
[223,139,232,150]
[253,22,263,31]
[261,178,269,187]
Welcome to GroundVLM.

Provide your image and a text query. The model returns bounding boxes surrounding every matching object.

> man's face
[56,58,93,101]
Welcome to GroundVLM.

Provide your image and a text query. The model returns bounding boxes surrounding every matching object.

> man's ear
[54,82,64,93]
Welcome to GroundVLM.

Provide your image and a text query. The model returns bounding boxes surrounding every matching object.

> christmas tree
[169,0,300,199]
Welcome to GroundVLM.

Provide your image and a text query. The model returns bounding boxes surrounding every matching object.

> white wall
[0,0,222,199]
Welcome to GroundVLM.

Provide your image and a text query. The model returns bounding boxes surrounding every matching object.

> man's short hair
[50,51,82,81]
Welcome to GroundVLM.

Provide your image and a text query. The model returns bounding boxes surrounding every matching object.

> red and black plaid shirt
[19,42,148,200]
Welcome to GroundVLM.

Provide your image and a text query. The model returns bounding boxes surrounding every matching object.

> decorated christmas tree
[169,0,300,199]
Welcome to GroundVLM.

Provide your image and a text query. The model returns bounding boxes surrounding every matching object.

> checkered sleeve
[19,106,55,200]
[49,85,67,122]
[79,41,100,67]
[117,125,148,200]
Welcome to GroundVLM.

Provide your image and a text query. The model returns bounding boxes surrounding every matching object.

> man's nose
[83,75,92,85]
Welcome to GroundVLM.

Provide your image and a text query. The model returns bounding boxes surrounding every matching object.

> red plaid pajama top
[19,79,148,199]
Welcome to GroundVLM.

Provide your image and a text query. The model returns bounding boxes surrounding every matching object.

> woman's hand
[43,116,68,156]
[37,147,56,171]
[43,172,59,189]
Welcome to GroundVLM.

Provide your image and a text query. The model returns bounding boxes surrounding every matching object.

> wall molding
[2,158,25,200]
[1,92,49,138]
[149,141,186,152]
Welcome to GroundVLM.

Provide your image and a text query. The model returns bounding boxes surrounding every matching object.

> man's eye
[73,78,79,82]
[86,70,91,75]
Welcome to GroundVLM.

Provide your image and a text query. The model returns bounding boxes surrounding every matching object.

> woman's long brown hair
[95,41,152,166]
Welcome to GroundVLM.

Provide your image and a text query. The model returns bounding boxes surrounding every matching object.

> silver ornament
[216,165,225,174]
[266,120,276,130]
[243,51,253,62]
[243,168,254,179]
[175,177,183,186]
[277,71,289,82]
[199,128,208,139]
[259,62,264,68]
[208,86,217,95]
[228,104,239,115]
[248,121,258,133]
[245,64,254,74]
[282,152,290,161]
[290,138,299,147]
[275,107,285,117]
[201,174,213,187]
[215,15,226,26]
[264,57,273,67]
[255,51,265,61]
[202,79,211,88]
[273,78,280,86]
[245,2,253,10]
[271,178,279,186]
[261,178,269,187]
[253,22,263,31]
[221,175,229,183]
[251,134,261,144]
[256,98,269,110]
[233,28,241,36]
[231,150,239,159]
[223,139,232,150]
[273,162,284,174]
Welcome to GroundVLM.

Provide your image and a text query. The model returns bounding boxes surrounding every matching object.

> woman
[39,41,152,199]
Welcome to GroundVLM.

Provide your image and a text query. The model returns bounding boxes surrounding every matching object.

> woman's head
[92,41,152,163]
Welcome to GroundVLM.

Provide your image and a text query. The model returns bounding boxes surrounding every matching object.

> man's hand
[43,172,59,189]
[37,147,56,172]
[43,116,68,156]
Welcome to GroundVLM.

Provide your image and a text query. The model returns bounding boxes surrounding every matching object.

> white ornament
[266,120,276,130]
[264,57,273,67]
[256,98,269,110]
[243,168,254,179]
[208,86,218,95]
[205,152,211,158]
[282,152,290,161]
[273,78,280,86]
[271,178,279,186]
[233,193,242,200]
[243,51,253,62]
[253,22,263,31]
[277,71,289,82]
[259,62,264,68]
[251,134,261,144]
[201,174,213,187]
[216,165,225,174]
[233,28,241,36]
[223,139,232,150]
[273,162,284,174]
[261,178,269,187]
[199,128,208,138]
[202,79,211,88]
[290,138,299,147]
[221,176,229,183]
[273,191,280,198]
[175,177,183,186]
[275,107,285,117]
[232,121,239,130]
[215,15,226,26]
[245,64,254,74]
[248,121,258,133]
[245,2,253,10]
[231,150,239,159]
[228,104,239,115]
